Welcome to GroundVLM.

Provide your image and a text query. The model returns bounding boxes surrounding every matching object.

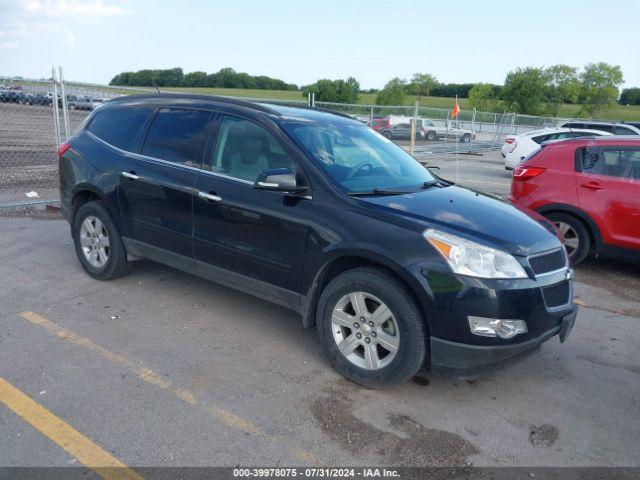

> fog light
[468,316,528,339]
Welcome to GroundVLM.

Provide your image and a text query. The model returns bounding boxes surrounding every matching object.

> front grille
[529,249,567,275]
[542,282,570,308]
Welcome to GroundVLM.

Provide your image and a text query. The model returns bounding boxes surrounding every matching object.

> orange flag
[451,96,460,119]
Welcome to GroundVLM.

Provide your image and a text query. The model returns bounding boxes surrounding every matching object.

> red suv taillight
[513,166,546,181]
[57,142,71,159]
[505,138,515,144]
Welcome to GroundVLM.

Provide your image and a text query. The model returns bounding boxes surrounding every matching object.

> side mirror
[254,168,307,192]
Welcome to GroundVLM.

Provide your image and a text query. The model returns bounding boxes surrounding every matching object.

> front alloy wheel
[316,266,426,387]
[331,292,400,370]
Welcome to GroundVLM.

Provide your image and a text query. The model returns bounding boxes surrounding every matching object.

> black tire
[426,130,437,141]
[382,131,392,139]
[72,201,131,280]
[460,133,471,143]
[316,267,427,387]
[545,212,591,266]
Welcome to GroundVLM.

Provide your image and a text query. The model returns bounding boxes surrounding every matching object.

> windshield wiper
[347,188,414,196]
[420,179,453,189]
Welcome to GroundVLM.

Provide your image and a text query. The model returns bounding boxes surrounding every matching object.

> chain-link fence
[314,100,568,160]
[1,72,573,208]
[0,77,60,207]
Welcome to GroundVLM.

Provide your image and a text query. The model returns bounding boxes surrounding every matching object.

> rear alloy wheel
[546,212,591,266]
[382,131,392,139]
[73,201,131,280]
[460,133,471,143]
[80,215,110,269]
[317,267,426,387]
[426,131,437,141]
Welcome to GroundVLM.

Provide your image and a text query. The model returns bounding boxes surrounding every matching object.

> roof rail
[108,93,280,115]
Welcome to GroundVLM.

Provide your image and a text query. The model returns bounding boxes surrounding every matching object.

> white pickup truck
[417,118,475,143]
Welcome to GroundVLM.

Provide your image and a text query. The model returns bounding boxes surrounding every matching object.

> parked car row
[0,87,107,110]
[0,89,52,106]
[503,121,640,170]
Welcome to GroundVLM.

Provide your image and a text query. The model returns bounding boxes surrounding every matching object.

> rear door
[119,107,214,259]
[576,145,640,250]
[192,114,310,306]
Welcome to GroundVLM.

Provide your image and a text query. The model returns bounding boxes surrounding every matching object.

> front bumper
[430,306,578,379]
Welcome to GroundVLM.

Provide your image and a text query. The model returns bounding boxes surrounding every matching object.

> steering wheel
[346,161,373,180]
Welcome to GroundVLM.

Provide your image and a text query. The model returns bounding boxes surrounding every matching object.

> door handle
[198,191,222,202]
[580,181,603,190]
[121,171,139,180]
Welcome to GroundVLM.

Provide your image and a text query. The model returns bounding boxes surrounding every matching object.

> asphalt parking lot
[1,209,639,471]
[1,105,639,473]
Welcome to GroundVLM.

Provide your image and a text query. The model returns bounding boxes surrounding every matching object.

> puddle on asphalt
[308,381,478,466]
[528,424,559,448]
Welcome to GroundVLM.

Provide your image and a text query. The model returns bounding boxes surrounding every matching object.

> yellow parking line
[18,311,317,462]
[0,376,143,480]
[19,311,196,405]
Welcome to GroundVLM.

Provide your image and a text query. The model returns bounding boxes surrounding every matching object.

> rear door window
[141,108,212,167]
[577,147,640,180]
[532,134,551,144]
[613,126,638,135]
[88,107,154,152]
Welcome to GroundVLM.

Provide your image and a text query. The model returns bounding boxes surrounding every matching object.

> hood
[358,185,560,256]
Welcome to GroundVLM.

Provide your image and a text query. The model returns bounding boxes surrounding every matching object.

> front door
[193,115,310,307]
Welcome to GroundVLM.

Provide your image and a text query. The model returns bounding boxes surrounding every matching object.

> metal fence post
[59,66,70,141]
[410,100,418,156]
[51,66,61,148]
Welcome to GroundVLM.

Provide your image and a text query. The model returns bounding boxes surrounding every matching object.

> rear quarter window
[88,107,154,152]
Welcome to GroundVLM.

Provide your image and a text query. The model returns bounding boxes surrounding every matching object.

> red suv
[509,136,640,265]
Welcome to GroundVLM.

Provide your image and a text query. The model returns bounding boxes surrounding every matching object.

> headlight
[423,228,527,279]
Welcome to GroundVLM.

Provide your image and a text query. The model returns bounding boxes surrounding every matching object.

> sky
[1,0,639,89]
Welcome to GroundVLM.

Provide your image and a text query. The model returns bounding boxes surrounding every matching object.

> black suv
[59,94,578,386]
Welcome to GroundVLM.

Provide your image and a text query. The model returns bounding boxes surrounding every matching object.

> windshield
[283,122,435,193]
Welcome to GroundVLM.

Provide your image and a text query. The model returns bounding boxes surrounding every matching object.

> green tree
[302,77,360,103]
[578,62,624,117]
[545,64,580,116]
[467,83,498,112]
[407,73,437,101]
[501,67,548,115]
[620,87,640,105]
[376,78,407,105]
[182,71,208,87]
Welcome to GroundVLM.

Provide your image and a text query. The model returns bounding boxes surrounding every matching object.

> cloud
[24,0,129,18]
[0,0,129,49]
